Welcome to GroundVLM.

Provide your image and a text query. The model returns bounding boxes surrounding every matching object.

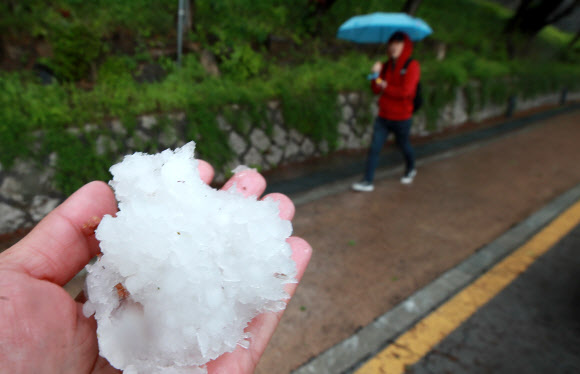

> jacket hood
[389,32,413,71]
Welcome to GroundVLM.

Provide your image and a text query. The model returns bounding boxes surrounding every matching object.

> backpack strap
[401,58,413,75]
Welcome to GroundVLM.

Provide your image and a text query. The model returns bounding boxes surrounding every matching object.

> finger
[0,181,118,286]
[221,169,266,198]
[198,159,214,185]
[261,193,295,221]
[206,237,312,373]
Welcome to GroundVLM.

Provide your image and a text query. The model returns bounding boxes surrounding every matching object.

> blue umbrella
[337,12,432,43]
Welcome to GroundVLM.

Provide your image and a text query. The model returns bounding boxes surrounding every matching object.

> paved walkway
[256,108,580,374]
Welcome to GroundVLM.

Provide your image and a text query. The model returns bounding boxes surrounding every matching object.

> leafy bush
[49,23,102,81]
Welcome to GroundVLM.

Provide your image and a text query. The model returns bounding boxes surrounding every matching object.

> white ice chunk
[83,142,296,374]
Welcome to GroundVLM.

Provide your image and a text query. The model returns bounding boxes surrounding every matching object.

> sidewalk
[256,107,580,374]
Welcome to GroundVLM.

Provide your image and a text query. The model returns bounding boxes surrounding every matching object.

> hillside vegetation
[1,0,579,194]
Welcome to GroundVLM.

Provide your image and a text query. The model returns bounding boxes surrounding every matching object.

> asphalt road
[407,223,580,374]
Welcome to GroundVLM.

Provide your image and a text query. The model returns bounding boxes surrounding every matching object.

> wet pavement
[405,223,580,374]
[256,107,580,374]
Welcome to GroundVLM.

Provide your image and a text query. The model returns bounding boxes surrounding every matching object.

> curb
[291,182,580,374]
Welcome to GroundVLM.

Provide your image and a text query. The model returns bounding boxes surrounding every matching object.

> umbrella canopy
[337,12,432,43]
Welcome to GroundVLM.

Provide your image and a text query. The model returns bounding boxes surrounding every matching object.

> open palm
[0,162,311,374]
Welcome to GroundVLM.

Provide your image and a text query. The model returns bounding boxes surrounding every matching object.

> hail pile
[83,142,296,374]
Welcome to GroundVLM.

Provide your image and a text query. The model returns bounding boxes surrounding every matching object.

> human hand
[371,61,382,74]
[0,161,312,374]
[378,80,387,89]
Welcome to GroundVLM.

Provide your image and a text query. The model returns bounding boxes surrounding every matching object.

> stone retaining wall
[0,89,577,235]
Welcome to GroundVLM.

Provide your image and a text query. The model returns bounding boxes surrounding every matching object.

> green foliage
[49,23,102,81]
[2,0,580,196]
[219,44,266,81]
[43,130,114,195]
[185,104,233,168]
[195,0,294,44]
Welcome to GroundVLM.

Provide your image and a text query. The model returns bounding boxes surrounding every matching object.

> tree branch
[546,0,579,24]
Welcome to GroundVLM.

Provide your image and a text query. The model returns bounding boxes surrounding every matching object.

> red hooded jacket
[371,34,420,121]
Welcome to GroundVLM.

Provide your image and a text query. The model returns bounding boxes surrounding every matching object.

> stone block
[0,177,24,203]
[267,100,280,110]
[159,126,179,148]
[0,203,27,235]
[342,105,354,121]
[216,115,232,132]
[250,128,271,152]
[301,138,315,155]
[228,132,247,155]
[265,146,284,165]
[289,129,304,143]
[472,104,505,123]
[284,142,300,159]
[168,112,186,122]
[110,119,127,136]
[348,92,360,105]
[96,135,118,156]
[48,152,59,168]
[451,88,468,126]
[84,123,98,133]
[30,195,61,222]
[140,115,158,130]
[361,131,372,147]
[338,122,351,136]
[370,102,379,118]
[272,124,287,146]
[243,147,264,168]
[346,134,361,150]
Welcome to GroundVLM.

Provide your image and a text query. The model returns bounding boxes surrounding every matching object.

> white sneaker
[352,181,374,192]
[400,169,417,184]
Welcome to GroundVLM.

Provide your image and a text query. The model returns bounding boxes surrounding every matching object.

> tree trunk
[402,0,423,16]
[505,0,578,37]
[505,0,579,58]
[568,28,580,48]
[187,0,195,33]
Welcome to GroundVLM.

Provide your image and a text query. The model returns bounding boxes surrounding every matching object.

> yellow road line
[356,199,580,374]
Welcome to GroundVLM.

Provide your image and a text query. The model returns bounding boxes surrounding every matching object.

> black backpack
[401,58,423,113]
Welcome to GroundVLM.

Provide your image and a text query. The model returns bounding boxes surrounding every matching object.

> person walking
[352,31,420,192]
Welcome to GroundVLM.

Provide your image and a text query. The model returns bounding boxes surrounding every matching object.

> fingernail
[263,193,295,220]
[222,170,266,198]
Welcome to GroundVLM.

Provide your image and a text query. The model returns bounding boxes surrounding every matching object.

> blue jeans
[364,117,415,183]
